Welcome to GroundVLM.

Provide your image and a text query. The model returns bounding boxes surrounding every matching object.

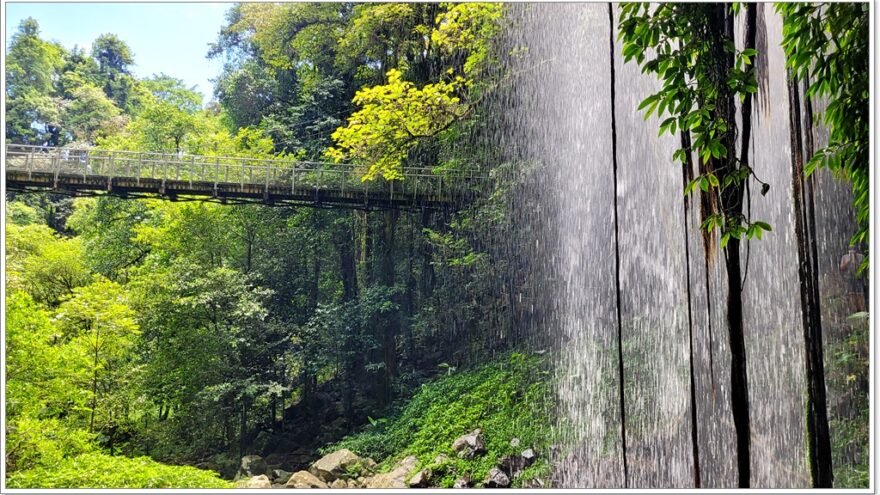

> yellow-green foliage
[5,452,232,489]
[326,352,554,487]
[326,68,469,181]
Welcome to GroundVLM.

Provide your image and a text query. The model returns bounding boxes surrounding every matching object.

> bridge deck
[4,145,486,209]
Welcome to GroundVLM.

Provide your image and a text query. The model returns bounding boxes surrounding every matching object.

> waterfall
[488,3,863,488]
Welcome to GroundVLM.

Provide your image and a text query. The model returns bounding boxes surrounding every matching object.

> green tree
[6,223,91,306]
[91,33,138,110]
[5,18,65,144]
[776,2,870,270]
[62,84,123,143]
[55,278,140,437]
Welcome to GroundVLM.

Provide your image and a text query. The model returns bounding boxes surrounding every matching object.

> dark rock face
[451,429,487,459]
[484,467,511,488]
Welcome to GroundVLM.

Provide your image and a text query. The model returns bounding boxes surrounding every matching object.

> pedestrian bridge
[4,145,488,210]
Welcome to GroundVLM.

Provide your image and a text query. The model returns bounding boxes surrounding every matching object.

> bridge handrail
[4,144,488,181]
[5,144,489,201]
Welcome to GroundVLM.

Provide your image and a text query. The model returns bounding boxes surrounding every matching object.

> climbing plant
[618,3,769,247]
[776,2,869,272]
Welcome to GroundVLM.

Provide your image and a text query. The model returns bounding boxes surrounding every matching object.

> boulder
[285,470,329,489]
[330,479,347,489]
[452,476,472,489]
[500,448,538,478]
[271,469,292,484]
[509,437,521,448]
[451,429,486,459]
[362,457,378,473]
[237,455,269,479]
[521,478,545,488]
[432,453,450,465]
[234,474,272,489]
[408,469,430,488]
[484,468,510,488]
[363,455,419,489]
[309,448,361,482]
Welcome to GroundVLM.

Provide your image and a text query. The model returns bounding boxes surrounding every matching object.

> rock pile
[231,431,544,489]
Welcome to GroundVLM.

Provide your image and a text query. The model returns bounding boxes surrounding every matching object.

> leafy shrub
[325,351,555,487]
[5,417,97,473]
[6,452,232,489]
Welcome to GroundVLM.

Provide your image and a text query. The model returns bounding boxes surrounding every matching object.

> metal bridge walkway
[4,145,487,210]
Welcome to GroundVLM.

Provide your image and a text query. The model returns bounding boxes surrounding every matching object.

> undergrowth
[5,452,232,489]
[324,351,555,487]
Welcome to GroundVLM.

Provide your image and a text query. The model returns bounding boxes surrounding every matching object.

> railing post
[264,160,271,198]
[241,159,245,188]
[291,166,296,195]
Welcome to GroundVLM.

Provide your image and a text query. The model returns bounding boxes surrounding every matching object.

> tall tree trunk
[239,398,249,458]
[338,218,358,425]
[379,209,399,406]
[607,5,629,486]
[724,4,751,486]
[680,129,702,488]
[89,325,100,433]
[419,208,436,300]
[788,70,834,487]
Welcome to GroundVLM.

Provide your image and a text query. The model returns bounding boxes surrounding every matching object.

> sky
[5,2,231,105]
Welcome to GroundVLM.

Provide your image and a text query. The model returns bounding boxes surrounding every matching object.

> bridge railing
[5,144,489,200]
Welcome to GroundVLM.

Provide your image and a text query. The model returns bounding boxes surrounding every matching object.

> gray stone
[408,469,430,488]
[452,476,472,489]
[309,448,361,482]
[432,453,450,465]
[234,474,272,489]
[363,455,419,489]
[330,479,347,489]
[271,469,292,484]
[521,448,537,466]
[285,470,329,489]
[521,478,545,488]
[509,437,521,448]
[451,429,486,459]
[362,457,378,473]
[484,468,510,488]
[237,455,269,479]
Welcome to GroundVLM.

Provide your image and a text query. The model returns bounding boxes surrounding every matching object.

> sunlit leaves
[432,3,502,75]
[327,68,470,181]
